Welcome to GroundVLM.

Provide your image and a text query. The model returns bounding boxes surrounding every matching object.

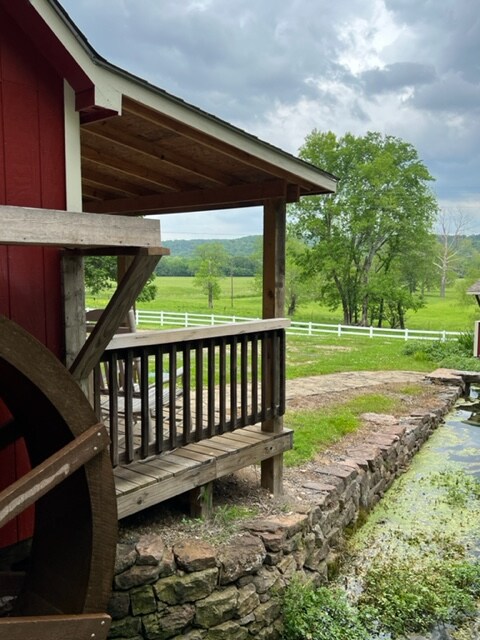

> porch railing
[93,319,288,467]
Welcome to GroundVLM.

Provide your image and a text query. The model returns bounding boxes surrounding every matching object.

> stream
[335,391,480,639]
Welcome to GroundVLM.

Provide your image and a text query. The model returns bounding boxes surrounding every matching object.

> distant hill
[163,236,261,258]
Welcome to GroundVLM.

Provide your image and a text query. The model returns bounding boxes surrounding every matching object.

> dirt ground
[119,377,450,546]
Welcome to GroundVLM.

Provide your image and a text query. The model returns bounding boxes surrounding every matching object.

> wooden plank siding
[0,5,66,547]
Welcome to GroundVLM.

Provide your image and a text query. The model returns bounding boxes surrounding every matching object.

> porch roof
[12,0,337,216]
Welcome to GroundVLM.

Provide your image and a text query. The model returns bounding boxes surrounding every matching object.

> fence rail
[135,310,461,342]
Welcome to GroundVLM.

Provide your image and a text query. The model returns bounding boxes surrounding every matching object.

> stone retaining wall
[108,384,461,640]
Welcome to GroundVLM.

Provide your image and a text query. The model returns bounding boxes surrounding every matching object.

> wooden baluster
[219,337,227,433]
[251,334,259,424]
[168,346,177,450]
[140,350,150,458]
[154,350,164,454]
[230,336,238,430]
[182,344,191,444]
[240,335,248,426]
[195,343,203,441]
[108,354,119,467]
[207,342,215,437]
[124,350,134,463]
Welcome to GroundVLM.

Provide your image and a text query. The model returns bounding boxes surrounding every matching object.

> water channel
[336,391,480,639]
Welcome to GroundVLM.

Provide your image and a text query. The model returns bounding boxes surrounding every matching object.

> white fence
[135,310,461,342]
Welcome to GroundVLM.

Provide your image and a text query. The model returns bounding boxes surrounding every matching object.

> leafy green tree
[290,131,438,325]
[285,235,320,316]
[155,256,194,276]
[85,256,157,302]
[193,242,228,308]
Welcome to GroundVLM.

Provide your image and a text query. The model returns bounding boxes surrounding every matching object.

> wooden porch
[94,319,292,518]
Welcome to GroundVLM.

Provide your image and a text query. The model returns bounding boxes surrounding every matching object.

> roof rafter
[83,118,233,187]
[81,144,186,192]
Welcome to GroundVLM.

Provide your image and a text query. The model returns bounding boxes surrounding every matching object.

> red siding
[0,6,66,547]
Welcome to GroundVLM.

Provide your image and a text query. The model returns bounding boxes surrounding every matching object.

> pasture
[86,275,480,332]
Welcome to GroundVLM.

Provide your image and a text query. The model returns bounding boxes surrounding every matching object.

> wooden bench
[114,424,292,519]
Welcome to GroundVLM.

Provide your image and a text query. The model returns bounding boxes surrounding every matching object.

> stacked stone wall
[108,385,460,640]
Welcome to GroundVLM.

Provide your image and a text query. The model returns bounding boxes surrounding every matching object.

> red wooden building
[0,0,336,635]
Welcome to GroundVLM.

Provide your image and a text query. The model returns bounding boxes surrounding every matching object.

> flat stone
[143,605,195,639]
[115,543,137,575]
[107,591,130,620]
[301,481,338,493]
[173,539,217,572]
[195,585,239,628]
[236,583,259,618]
[218,534,266,585]
[136,534,166,566]
[154,567,218,605]
[205,620,248,640]
[245,513,309,538]
[130,585,156,616]
[114,564,161,590]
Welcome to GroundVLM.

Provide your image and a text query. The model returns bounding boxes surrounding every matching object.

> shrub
[282,579,369,640]
[403,338,480,371]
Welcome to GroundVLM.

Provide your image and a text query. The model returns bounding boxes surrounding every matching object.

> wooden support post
[261,198,286,495]
[62,253,88,394]
[189,482,213,519]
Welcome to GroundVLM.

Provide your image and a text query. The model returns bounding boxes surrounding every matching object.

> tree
[434,209,469,298]
[193,243,228,308]
[290,131,438,326]
[85,256,157,302]
[285,235,320,316]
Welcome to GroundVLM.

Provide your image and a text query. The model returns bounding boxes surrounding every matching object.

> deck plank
[115,428,293,519]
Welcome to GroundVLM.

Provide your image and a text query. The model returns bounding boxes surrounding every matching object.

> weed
[359,556,480,636]
[282,578,369,640]
[430,469,480,507]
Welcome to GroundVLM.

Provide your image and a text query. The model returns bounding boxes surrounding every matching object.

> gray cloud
[61,0,480,234]
[360,62,436,95]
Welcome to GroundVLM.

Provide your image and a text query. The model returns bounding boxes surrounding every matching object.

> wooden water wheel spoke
[0,423,110,529]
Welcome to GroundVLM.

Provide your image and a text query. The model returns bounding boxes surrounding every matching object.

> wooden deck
[114,425,292,519]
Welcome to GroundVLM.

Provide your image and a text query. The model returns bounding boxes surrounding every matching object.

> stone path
[285,370,426,402]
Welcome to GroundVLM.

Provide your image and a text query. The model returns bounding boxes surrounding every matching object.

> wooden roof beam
[84,179,296,215]
[0,205,162,248]
[83,122,233,187]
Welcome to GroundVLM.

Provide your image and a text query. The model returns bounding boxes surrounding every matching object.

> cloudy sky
[60,0,480,239]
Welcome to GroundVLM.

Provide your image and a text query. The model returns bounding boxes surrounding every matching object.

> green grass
[286,334,433,378]
[87,276,480,331]
[285,393,399,466]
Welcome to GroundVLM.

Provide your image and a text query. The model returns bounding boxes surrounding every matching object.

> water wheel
[0,316,117,639]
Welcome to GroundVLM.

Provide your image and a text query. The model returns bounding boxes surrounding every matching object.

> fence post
[185,313,189,328]
[369,326,373,338]
[405,328,409,341]
[442,330,446,342]
[338,324,342,337]
[308,322,312,336]
[211,314,214,325]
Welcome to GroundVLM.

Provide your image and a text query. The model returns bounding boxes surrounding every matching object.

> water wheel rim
[0,316,117,615]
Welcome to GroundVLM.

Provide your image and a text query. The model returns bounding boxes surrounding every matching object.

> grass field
[86,276,480,331]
